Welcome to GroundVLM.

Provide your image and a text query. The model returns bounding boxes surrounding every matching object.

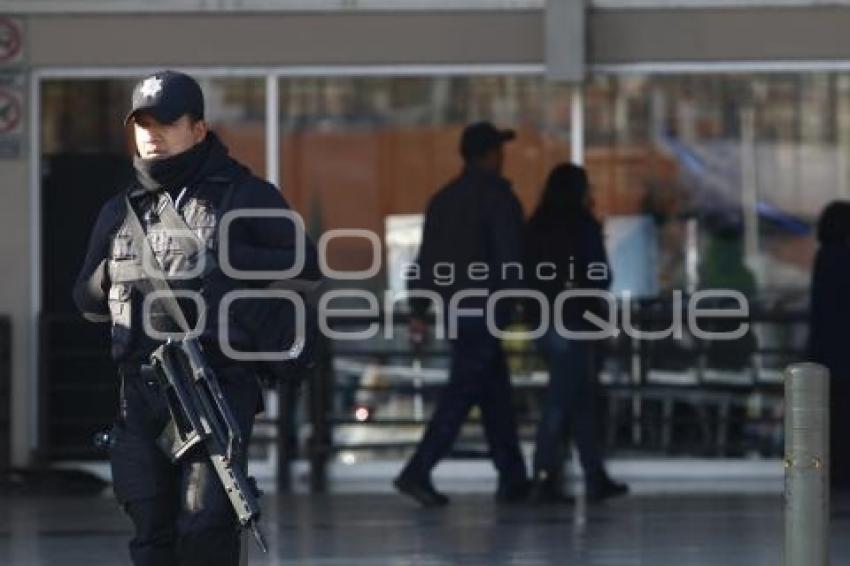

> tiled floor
[2,490,847,565]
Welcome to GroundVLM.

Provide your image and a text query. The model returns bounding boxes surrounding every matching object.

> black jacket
[408,165,524,320]
[523,211,611,330]
[808,243,850,379]
[73,133,321,361]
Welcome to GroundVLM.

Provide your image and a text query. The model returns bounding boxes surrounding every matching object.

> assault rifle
[150,338,268,553]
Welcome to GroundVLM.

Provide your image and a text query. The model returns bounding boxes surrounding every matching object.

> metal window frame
[591,0,850,8]
[592,60,850,75]
[1,0,547,14]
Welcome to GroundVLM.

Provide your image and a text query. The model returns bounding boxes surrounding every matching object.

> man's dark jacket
[73,133,321,361]
[408,165,524,321]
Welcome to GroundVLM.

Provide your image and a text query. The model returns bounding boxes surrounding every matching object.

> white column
[23,72,40,464]
[739,106,760,277]
[265,74,280,188]
[571,87,584,165]
[836,76,850,200]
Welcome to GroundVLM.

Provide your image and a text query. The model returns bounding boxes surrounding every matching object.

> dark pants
[832,377,850,489]
[110,363,262,566]
[402,320,527,487]
[533,330,605,485]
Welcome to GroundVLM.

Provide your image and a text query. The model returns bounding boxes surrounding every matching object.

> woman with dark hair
[524,163,627,503]
[809,200,850,489]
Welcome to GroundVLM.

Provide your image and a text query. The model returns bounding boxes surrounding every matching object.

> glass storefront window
[40,70,850,313]
[585,73,850,302]
[279,75,573,290]
[44,69,850,459]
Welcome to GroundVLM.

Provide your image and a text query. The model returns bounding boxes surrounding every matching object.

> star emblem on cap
[139,77,163,99]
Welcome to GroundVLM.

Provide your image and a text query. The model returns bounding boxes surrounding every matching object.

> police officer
[394,122,530,506]
[73,71,319,566]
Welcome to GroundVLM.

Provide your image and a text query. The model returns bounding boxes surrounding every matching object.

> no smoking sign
[0,88,21,134]
[0,73,24,158]
[0,17,23,158]
[0,17,22,65]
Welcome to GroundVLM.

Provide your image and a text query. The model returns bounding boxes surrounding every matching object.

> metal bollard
[784,363,830,566]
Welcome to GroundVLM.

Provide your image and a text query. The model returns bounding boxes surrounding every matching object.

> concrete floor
[2,490,849,565]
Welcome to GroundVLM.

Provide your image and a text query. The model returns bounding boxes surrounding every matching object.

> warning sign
[0,73,23,158]
[0,17,22,66]
[0,89,21,134]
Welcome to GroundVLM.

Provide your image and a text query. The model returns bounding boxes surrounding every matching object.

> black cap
[125,70,205,125]
[460,121,516,161]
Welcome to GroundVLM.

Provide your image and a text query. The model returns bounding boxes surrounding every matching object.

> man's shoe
[586,478,629,503]
[393,474,450,507]
[495,479,532,504]
[531,479,575,505]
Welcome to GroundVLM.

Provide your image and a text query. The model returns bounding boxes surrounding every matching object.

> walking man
[395,122,530,506]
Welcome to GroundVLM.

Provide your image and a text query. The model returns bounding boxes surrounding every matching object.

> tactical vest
[106,189,220,360]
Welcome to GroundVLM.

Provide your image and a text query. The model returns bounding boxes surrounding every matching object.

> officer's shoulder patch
[184,199,216,225]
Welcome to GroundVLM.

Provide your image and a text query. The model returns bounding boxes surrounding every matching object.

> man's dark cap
[125,70,205,125]
[460,121,516,161]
